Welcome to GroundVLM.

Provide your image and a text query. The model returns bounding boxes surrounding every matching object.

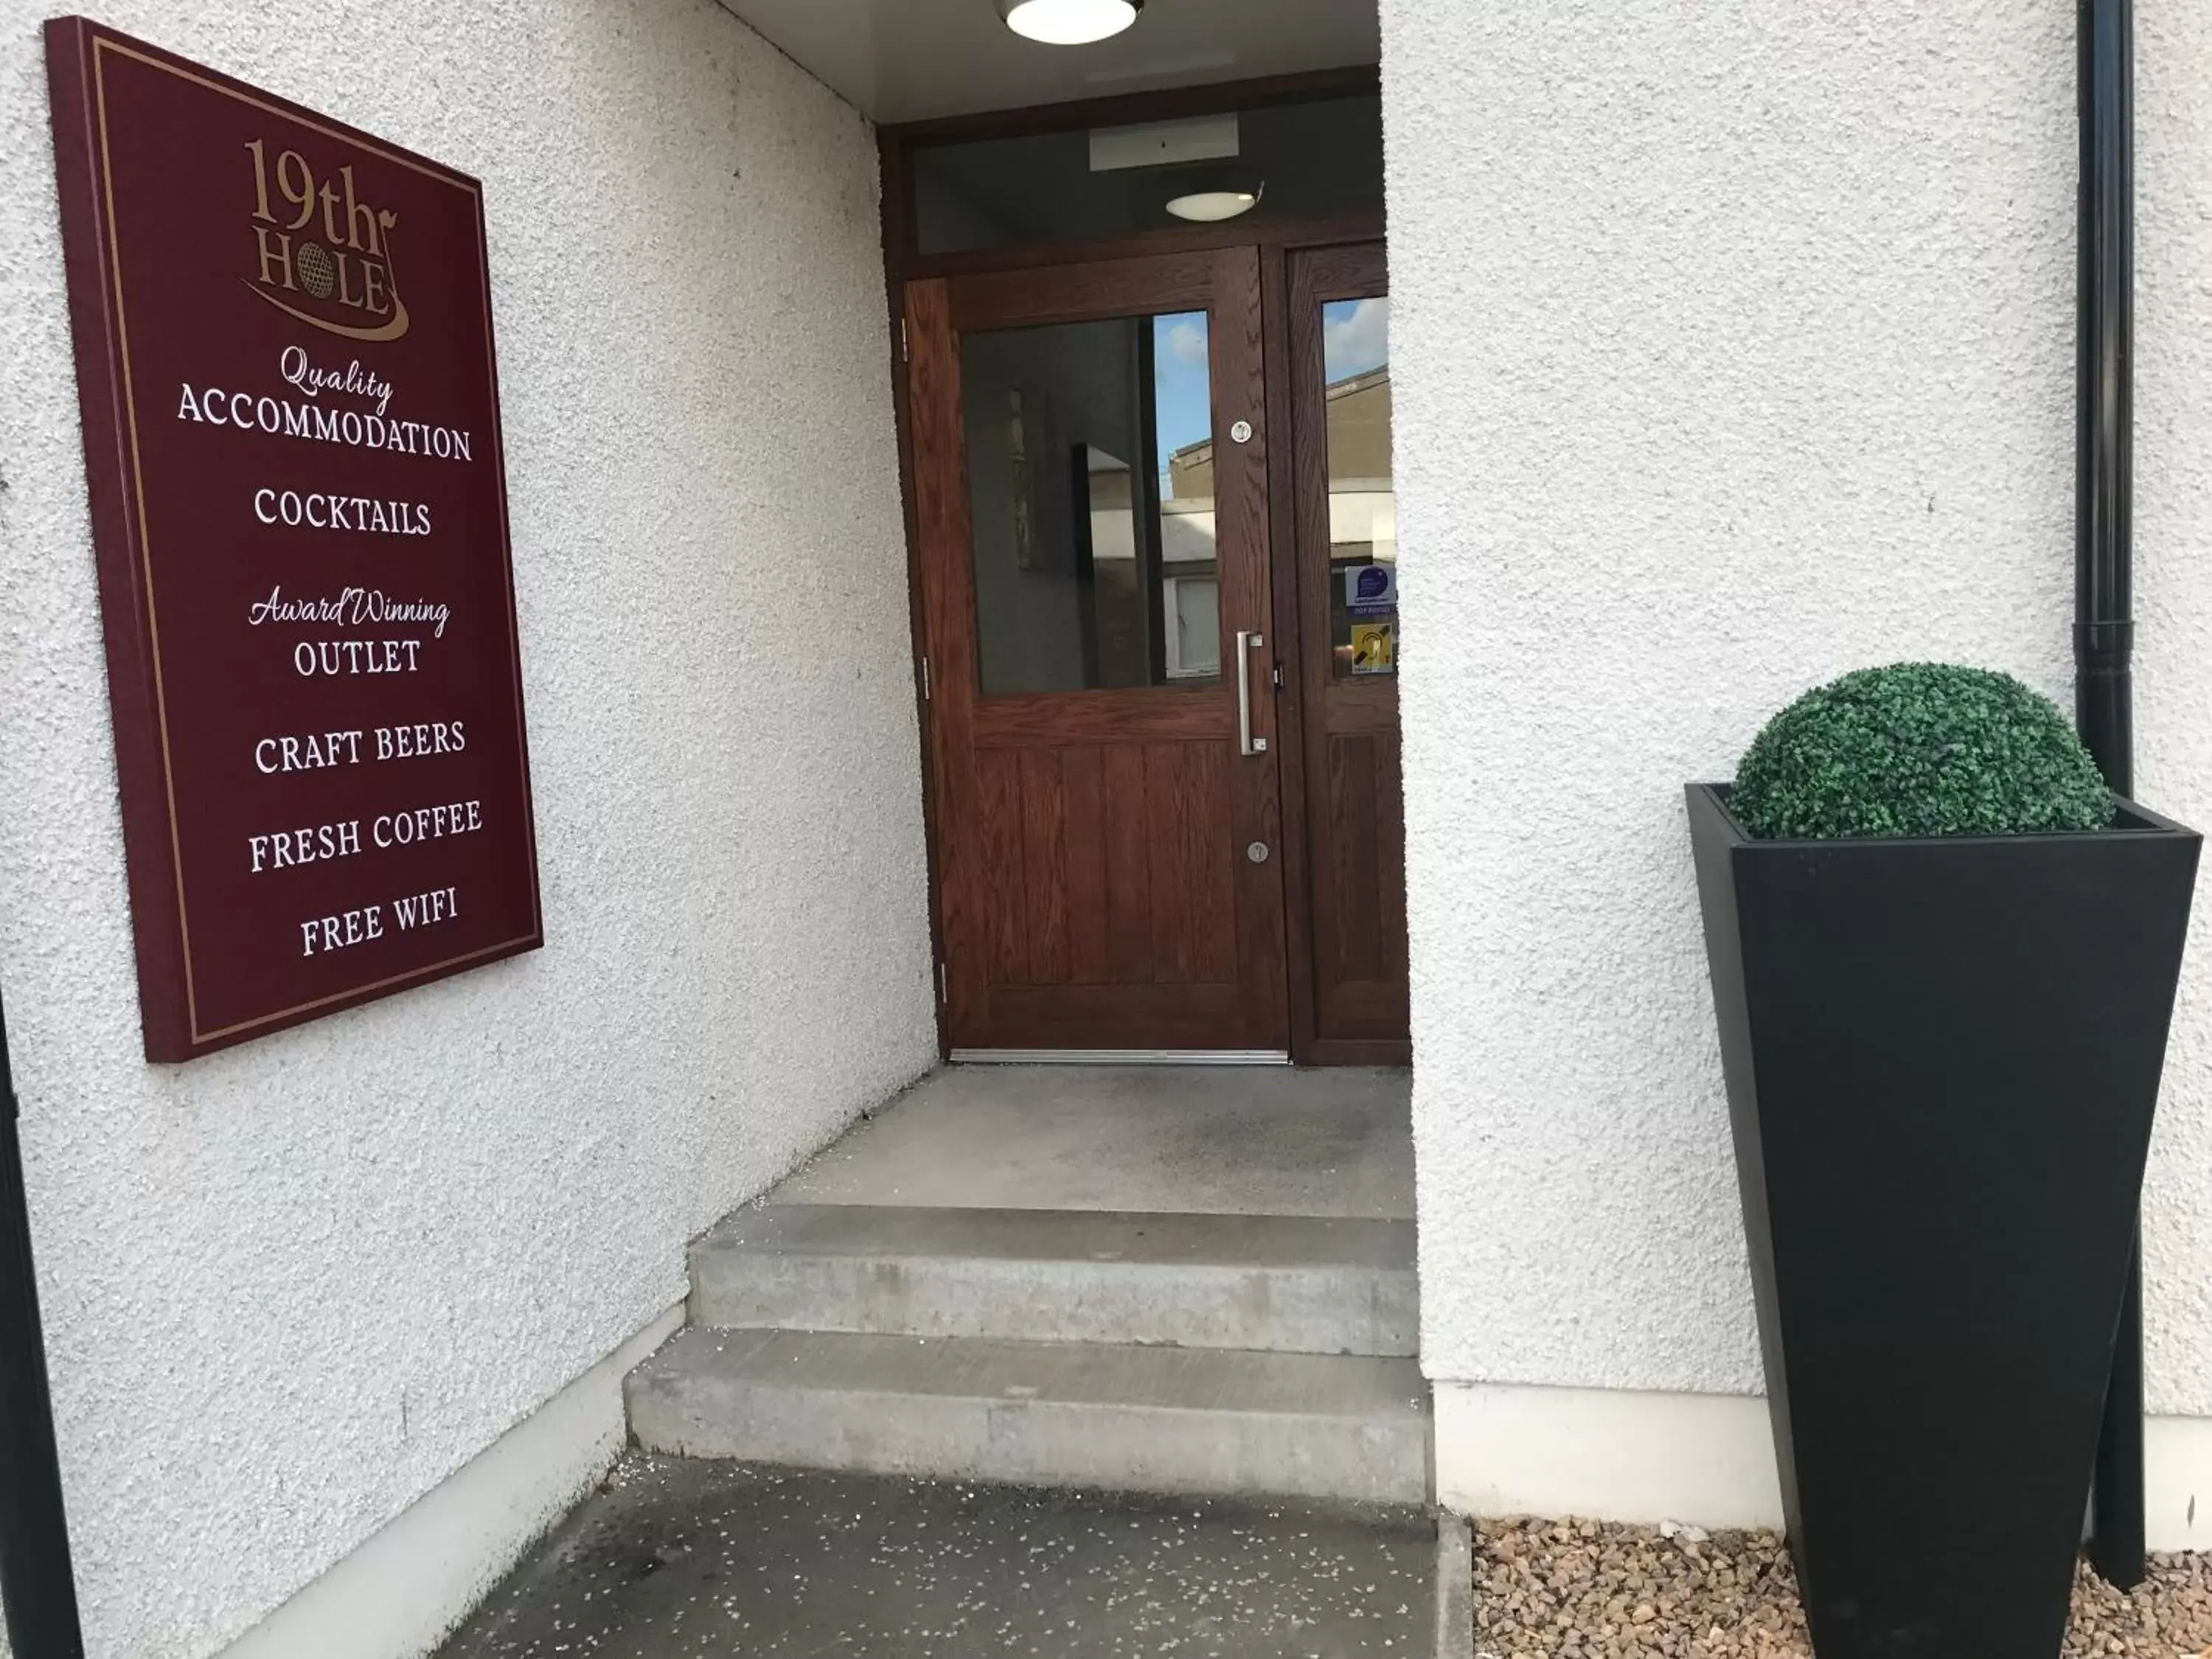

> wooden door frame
[875,71,1386,1062]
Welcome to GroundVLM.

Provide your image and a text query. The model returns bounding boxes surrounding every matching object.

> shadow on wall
[0,1,933,1657]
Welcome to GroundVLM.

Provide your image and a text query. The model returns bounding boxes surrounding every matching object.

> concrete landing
[627,1327,1433,1504]
[436,1456,1443,1659]
[691,1203,1419,1354]
[769,1064,1414,1219]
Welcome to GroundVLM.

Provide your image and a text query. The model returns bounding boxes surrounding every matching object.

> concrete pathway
[437,1455,1443,1658]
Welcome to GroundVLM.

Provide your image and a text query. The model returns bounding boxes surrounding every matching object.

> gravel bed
[1473,1517,2212,1658]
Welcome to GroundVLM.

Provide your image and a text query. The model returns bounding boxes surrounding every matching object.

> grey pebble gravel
[1472,1517,2212,1659]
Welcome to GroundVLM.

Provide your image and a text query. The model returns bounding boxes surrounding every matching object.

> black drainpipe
[2077,0,2145,1593]
[0,978,85,1657]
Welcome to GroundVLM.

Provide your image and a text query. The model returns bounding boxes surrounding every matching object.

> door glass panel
[1320,296,1396,680]
[963,311,1219,695]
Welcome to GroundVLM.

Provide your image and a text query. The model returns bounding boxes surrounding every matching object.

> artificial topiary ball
[1730,664,2115,840]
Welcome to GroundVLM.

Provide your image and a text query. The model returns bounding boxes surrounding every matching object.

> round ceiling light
[1166,189,1259,223]
[998,0,1142,46]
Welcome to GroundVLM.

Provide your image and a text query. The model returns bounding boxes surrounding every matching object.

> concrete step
[625,1326,1433,1505]
[691,1204,1417,1356]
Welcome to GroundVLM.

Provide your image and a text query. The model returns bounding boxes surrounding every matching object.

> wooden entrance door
[907,250,1290,1054]
[1279,243,1410,1062]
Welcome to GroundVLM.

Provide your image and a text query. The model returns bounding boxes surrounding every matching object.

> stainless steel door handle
[1236,630,1269,757]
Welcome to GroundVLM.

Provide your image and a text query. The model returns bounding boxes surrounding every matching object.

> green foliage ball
[1730,664,2115,840]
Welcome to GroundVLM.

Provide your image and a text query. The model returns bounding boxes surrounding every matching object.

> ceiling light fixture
[998,0,1142,47]
[1166,189,1260,223]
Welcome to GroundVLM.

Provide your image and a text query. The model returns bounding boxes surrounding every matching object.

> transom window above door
[906,93,1382,257]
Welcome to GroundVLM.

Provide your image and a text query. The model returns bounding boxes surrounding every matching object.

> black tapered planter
[1686,783,2199,1659]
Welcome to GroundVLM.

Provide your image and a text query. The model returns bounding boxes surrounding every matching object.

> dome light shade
[1166,189,1259,223]
[998,0,1142,46]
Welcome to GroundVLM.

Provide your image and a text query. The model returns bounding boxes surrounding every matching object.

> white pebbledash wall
[0,2,934,1656]
[1382,0,2212,1545]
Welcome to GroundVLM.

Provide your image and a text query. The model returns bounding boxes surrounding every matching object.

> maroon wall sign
[46,18,543,1060]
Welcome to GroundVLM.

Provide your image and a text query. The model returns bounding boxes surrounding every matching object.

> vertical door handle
[1236,630,1269,756]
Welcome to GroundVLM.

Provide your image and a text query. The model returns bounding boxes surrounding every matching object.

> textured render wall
[0,4,933,1656]
[2132,1,2212,1420]
[1382,1,2125,1397]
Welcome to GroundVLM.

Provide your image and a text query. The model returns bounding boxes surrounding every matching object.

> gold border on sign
[91,36,541,1050]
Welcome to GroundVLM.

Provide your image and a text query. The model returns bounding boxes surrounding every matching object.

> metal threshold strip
[950,1049,1292,1066]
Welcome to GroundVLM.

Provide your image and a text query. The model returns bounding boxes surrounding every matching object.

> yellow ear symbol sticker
[1349,622,1394,675]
